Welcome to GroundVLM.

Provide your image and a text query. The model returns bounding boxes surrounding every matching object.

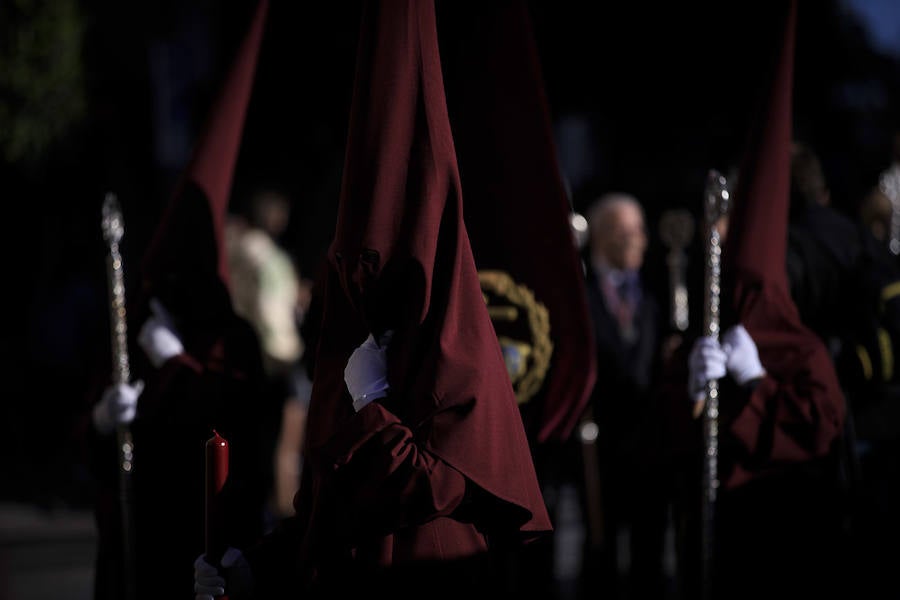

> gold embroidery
[856,345,873,381]
[880,281,900,312]
[479,270,553,405]
[878,328,893,381]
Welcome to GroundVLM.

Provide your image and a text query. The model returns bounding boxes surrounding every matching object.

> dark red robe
[666,3,852,598]
[719,0,845,490]
[88,3,271,598]
[248,0,551,596]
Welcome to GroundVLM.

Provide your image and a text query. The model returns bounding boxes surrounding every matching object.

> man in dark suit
[582,193,669,600]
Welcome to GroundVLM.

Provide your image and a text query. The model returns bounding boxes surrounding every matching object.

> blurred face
[253,192,291,237]
[593,201,647,271]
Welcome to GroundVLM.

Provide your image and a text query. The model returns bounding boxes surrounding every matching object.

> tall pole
[700,170,730,600]
[659,208,695,333]
[101,192,137,600]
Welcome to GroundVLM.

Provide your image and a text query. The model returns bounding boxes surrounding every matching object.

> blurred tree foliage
[0,0,86,164]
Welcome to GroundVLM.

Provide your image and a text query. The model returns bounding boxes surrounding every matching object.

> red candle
[205,430,229,568]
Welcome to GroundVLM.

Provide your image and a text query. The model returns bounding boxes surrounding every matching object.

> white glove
[688,336,727,402]
[92,381,144,435]
[138,298,184,367]
[344,330,393,412]
[721,324,766,385]
[194,548,253,600]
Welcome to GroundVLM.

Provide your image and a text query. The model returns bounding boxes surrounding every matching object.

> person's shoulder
[813,205,863,246]
[793,206,861,269]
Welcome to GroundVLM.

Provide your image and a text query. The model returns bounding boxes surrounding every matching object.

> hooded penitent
[721,0,845,488]
[294,0,551,573]
[443,0,597,444]
[139,0,268,328]
[91,5,271,599]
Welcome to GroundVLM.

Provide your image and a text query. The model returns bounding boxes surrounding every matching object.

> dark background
[2,0,899,507]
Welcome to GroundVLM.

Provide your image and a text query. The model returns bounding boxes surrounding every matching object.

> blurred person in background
[582,192,671,599]
[226,187,312,522]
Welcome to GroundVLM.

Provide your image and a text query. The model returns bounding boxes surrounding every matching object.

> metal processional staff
[700,169,731,600]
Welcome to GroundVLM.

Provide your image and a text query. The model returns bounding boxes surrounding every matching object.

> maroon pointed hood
[444,1,597,443]
[307,0,550,537]
[141,0,268,301]
[724,0,806,342]
[722,0,845,482]
[726,0,796,299]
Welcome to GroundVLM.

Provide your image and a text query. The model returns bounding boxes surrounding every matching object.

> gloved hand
[194,548,253,600]
[721,324,766,385]
[92,381,144,435]
[344,330,393,412]
[688,336,727,402]
[138,298,184,368]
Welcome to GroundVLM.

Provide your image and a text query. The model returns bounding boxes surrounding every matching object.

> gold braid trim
[878,328,894,382]
[880,281,900,313]
[479,270,553,405]
[856,345,873,381]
